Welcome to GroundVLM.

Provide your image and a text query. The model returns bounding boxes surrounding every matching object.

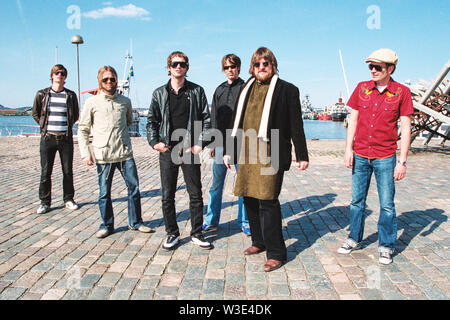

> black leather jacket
[146,80,211,149]
[32,87,79,136]
[210,77,245,142]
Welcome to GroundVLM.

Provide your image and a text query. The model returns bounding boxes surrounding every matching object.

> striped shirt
[47,89,68,133]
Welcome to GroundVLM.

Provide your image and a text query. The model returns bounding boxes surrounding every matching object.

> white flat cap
[365,48,398,65]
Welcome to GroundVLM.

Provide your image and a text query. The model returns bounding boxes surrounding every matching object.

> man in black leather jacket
[146,51,212,251]
[32,64,79,214]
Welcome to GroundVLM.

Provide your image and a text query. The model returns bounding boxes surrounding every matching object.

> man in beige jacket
[78,66,153,238]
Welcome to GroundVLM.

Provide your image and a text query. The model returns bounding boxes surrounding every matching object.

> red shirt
[347,78,414,159]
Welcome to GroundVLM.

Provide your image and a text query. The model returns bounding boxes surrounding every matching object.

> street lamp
[71,35,84,106]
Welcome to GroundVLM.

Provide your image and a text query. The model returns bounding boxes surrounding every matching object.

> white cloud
[83,4,151,21]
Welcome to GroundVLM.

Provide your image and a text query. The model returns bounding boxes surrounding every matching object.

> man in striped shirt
[32,64,80,214]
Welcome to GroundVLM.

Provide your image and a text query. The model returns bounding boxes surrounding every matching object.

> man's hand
[394,162,407,181]
[185,145,203,154]
[83,156,94,166]
[154,142,168,153]
[344,149,354,168]
[223,155,231,169]
[297,161,309,170]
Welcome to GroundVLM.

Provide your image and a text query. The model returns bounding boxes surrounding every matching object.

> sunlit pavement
[0,137,448,300]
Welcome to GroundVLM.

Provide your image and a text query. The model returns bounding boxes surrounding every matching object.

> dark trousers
[159,150,204,237]
[244,197,287,261]
[39,134,75,205]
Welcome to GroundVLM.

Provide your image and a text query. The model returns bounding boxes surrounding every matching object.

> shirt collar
[100,90,117,100]
[368,77,396,93]
[226,77,243,87]
[50,87,66,94]
[386,78,397,92]
[167,80,187,94]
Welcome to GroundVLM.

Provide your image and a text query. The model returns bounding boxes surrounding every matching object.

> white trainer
[379,252,393,265]
[162,235,180,251]
[191,234,212,250]
[337,240,360,254]
[37,204,50,214]
[96,229,112,238]
[65,200,79,210]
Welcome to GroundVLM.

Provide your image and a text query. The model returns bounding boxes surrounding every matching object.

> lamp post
[71,35,84,105]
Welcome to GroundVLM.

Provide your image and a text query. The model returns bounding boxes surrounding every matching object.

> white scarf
[231,74,278,142]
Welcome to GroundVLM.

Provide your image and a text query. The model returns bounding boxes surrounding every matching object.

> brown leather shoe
[263,259,283,272]
[243,246,265,255]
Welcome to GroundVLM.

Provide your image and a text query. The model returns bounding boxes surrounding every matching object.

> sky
[1,0,449,109]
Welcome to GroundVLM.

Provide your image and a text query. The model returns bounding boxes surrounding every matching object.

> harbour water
[0,116,348,140]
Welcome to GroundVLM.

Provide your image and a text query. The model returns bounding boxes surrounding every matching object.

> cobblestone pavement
[0,137,448,300]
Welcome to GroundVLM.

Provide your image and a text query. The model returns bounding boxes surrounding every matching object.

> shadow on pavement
[283,193,375,262]
[363,208,447,255]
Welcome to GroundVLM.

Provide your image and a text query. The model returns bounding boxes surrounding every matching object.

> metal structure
[71,35,84,106]
[405,60,450,146]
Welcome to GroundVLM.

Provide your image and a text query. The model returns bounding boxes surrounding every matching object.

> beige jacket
[78,91,134,164]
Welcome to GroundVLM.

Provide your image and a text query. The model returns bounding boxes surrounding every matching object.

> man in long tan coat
[224,47,309,272]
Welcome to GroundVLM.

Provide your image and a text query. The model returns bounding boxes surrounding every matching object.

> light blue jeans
[349,154,397,254]
[204,147,248,228]
[96,158,143,232]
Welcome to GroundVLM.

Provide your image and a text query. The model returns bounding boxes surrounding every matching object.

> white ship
[330,97,348,121]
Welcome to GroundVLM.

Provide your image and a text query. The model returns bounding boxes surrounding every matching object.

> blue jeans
[205,148,248,228]
[96,158,143,232]
[349,154,397,254]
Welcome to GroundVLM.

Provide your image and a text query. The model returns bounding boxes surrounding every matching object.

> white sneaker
[96,229,112,238]
[337,240,360,254]
[191,234,212,250]
[65,200,79,210]
[379,252,393,265]
[162,235,180,251]
[136,225,154,233]
[37,204,50,214]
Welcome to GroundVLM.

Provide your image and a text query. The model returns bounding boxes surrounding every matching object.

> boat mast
[121,39,133,97]
[339,49,350,101]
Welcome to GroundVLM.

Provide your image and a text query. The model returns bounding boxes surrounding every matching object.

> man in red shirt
[338,48,414,265]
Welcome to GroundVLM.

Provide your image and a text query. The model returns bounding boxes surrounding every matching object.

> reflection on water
[1,116,348,140]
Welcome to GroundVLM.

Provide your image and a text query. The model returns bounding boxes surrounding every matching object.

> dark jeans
[159,150,203,237]
[39,134,75,206]
[96,158,144,232]
[244,196,287,261]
